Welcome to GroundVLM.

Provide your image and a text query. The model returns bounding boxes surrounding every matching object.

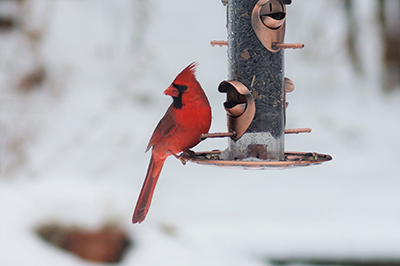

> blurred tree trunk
[344,0,363,74]
[344,0,400,91]
[378,0,400,91]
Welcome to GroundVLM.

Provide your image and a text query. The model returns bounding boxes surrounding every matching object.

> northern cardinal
[132,62,212,224]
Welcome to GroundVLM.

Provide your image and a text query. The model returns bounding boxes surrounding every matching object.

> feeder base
[181,150,332,170]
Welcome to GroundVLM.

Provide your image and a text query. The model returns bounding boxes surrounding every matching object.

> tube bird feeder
[182,0,332,169]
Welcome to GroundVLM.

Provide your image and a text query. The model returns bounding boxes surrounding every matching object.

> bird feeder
[182,0,332,169]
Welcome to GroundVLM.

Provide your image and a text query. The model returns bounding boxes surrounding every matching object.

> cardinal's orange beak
[164,85,179,97]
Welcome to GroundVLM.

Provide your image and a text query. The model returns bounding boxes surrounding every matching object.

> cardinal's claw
[179,150,197,165]
[168,150,181,159]
[168,150,196,165]
[167,150,186,165]
[182,150,197,158]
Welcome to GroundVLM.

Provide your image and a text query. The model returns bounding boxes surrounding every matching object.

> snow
[1,0,400,265]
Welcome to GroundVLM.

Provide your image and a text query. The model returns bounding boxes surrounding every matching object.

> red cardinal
[132,62,212,224]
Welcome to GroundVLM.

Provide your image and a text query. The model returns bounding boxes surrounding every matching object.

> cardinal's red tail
[132,154,166,224]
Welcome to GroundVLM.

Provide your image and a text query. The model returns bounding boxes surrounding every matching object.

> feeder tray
[182,150,332,170]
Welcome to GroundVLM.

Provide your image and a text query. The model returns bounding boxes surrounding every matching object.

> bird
[132,62,212,224]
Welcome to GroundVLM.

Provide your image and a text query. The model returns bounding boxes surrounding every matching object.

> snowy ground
[1,1,399,266]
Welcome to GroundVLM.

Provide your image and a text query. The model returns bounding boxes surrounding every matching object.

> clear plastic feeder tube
[223,0,286,161]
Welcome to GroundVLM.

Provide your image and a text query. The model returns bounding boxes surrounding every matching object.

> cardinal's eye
[172,83,188,93]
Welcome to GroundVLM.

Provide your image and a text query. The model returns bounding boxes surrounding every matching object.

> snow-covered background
[1,0,399,265]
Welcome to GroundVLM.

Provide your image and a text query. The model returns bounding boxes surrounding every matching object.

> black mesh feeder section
[182,0,332,169]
